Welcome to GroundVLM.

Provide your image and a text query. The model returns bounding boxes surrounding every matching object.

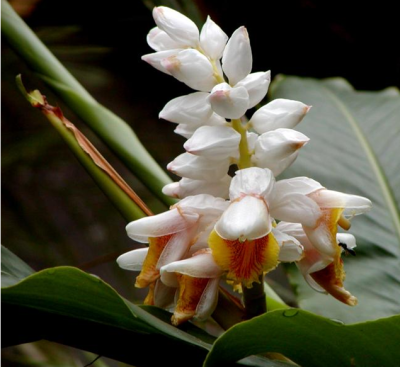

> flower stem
[242,275,267,319]
[231,119,252,169]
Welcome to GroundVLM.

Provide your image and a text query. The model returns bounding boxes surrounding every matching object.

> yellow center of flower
[135,235,173,288]
[172,274,210,326]
[208,230,280,289]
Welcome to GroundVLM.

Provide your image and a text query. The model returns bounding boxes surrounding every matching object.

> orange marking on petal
[135,234,173,288]
[208,230,279,289]
[172,274,209,326]
[144,282,155,305]
[311,254,357,306]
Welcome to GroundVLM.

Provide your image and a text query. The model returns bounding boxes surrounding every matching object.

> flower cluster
[118,7,371,326]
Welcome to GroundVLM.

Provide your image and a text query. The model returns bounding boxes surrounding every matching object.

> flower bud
[153,6,199,48]
[236,71,271,108]
[141,49,182,75]
[161,49,217,91]
[208,83,249,119]
[147,27,187,51]
[184,125,241,159]
[250,99,311,134]
[222,26,252,85]
[200,16,228,60]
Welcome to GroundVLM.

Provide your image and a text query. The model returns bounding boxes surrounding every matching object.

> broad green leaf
[270,76,400,322]
[1,245,34,287]
[204,309,400,367]
[1,267,287,367]
[1,1,174,207]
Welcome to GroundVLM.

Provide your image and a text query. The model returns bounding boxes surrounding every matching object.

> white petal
[116,248,148,271]
[161,251,223,278]
[177,194,229,217]
[254,128,309,162]
[275,177,324,196]
[157,225,199,269]
[167,153,230,181]
[200,16,228,60]
[161,49,217,91]
[126,208,199,242]
[247,131,259,152]
[154,280,176,308]
[273,228,303,262]
[229,167,275,201]
[147,27,186,51]
[254,151,299,177]
[175,113,226,139]
[162,176,231,199]
[302,224,337,258]
[309,190,372,217]
[159,92,212,125]
[215,195,271,241]
[195,277,220,320]
[270,193,321,228]
[236,71,271,108]
[276,221,309,244]
[337,233,356,249]
[250,99,311,134]
[208,83,249,119]
[142,49,182,75]
[222,26,252,85]
[184,125,241,159]
[153,6,199,48]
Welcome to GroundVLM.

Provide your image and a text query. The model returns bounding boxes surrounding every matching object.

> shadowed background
[2,0,399,365]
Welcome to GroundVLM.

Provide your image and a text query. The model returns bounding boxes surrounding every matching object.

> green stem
[242,275,267,319]
[1,1,174,207]
[231,119,252,169]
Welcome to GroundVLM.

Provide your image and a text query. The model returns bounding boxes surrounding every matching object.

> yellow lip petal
[135,235,173,288]
[172,274,209,326]
[208,230,279,289]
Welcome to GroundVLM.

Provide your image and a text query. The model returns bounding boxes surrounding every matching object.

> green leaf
[1,245,34,287]
[270,76,400,322]
[2,266,211,366]
[1,266,286,367]
[1,1,174,207]
[204,309,400,367]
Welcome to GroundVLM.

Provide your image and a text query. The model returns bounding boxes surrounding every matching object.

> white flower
[200,16,228,60]
[236,71,271,108]
[222,26,252,86]
[161,49,218,92]
[184,125,241,160]
[208,83,249,119]
[253,128,310,176]
[173,113,226,139]
[249,99,311,134]
[167,153,230,181]
[147,27,187,51]
[162,176,232,199]
[277,221,359,306]
[119,195,227,288]
[142,49,182,75]
[208,167,320,288]
[161,249,223,325]
[152,6,199,48]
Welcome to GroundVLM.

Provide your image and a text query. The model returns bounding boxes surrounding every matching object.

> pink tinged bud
[250,99,311,134]
[208,83,249,119]
[222,26,252,86]
[183,125,241,159]
[159,92,212,125]
[162,176,231,199]
[253,128,310,172]
[161,49,217,92]
[236,71,271,108]
[167,153,230,181]
[174,113,226,139]
[152,6,199,48]
[200,16,228,60]
[147,27,187,51]
[141,49,182,75]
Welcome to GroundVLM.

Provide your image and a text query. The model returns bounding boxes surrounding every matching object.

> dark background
[2,0,399,365]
